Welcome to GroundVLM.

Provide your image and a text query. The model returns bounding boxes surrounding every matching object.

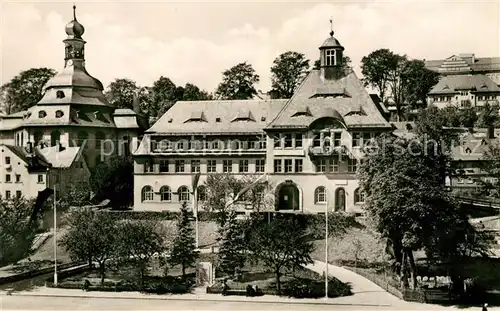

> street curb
[0,291,394,307]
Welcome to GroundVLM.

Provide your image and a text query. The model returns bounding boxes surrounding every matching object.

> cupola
[318,19,345,80]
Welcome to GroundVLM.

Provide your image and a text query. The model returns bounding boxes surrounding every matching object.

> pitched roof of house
[266,69,391,130]
[1,144,52,168]
[429,74,500,95]
[37,146,83,168]
[450,131,500,161]
[146,99,288,135]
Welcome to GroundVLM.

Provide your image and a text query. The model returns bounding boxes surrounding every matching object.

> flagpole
[325,189,329,299]
[53,182,58,286]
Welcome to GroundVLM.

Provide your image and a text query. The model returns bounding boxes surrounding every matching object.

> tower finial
[73,4,77,20]
[329,17,334,36]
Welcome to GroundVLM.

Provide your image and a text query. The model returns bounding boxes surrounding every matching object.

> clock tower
[63,5,86,68]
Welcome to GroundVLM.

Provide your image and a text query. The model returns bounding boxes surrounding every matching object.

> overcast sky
[1,0,499,94]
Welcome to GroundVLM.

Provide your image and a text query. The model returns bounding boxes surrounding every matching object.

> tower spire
[329,17,334,37]
[73,4,77,20]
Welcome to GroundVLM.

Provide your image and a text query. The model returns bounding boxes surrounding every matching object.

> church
[0,6,146,198]
[133,28,393,214]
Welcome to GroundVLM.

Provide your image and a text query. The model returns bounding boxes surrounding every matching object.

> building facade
[133,30,392,214]
[426,54,500,109]
[0,6,147,200]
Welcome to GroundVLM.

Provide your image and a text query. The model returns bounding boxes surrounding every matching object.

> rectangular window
[239,160,249,173]
[313,133,321,147]
[284,159,293,173]
[5,190,10,199]
[274,159,282,173]
[363,133,372,146]
[295,159,303,172]
[328,158,339,172]
[159,159,169,173]
[223,160,233,173]
[175,160,185,173]
[284,134,293,148]
[212,141,219,149]
[5,157,10,165]
[191,160,201,173]
[16,191,21,199]
[316,159,326,172]
[333,132,341,147]
[5,174,11,183]
[15,174,20,183]
[325,49,336,66]
[256,159,265,173]
[38,174,44,183]
[348,159,358,173]
[207,160,217,173]
[352,132,361,147]
[274,135,282,149]
[144,160,154,173]
[295,134,303,148]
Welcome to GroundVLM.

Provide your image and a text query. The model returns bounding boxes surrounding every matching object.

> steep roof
[38,146,83,168]
[266,70,391,130]
[1,144,51,168]
[450,131,499,161]
[147,99,288,135]
[429,74,500,95]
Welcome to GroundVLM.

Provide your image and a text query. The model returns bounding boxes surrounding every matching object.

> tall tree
[145,76,178,118]
[182,83,212,101]
[0,198,40,266]
[386,54,408,121]
[0,68,56,114]
[270,51,310,99]
[115,220,165,289]
[105,78,147,110]
[215,62,260,100]
[60,209,117,284]
[400,60,440,109]
[217,210,246,278]
[247,215,314,293]
[168,202,199,277]
[361,49,400,105]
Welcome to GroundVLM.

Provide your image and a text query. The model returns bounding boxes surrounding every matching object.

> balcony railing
[308,145,349,157]
[151,147,266,155]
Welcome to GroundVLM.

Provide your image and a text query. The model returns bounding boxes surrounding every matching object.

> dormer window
[216,117,221,123]
[56,91,65,99]
[184,111,207,123]
[292,106,313,117]
[325,49,336,66]
[168,118,173,123]
[38,111,47,118]
[261,116,266,121]
[231,109,255,122]
[55,110,64,118]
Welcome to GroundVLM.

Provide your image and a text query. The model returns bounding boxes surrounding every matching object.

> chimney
[25,141,33,154]
[57,142,65,152]
[132,91,141,114]
[269,90,280,99]
[488,125,495,139]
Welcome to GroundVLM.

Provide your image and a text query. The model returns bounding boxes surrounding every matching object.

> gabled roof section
[37,146,83,168]
[429,74,500,95]
[266,70,391,130]
[425,55,500,73]
[1,144,52,168]
[147,99,288,135]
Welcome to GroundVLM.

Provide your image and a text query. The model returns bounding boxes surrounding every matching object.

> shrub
[281,277,352,298]
[81,279,91,291]
[142,276,194,294]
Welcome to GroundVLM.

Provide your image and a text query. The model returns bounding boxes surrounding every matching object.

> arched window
[314,186,326,204]
[178,186,190,202]
[38,110,47,118]
[197,185,207,202]
[141,186,154,202]
[354,188,365,204]
[160,186,171,202]
[56,90,65,99]
[55,110,64,118]
[335,188,346,211]
[51,130,61,146]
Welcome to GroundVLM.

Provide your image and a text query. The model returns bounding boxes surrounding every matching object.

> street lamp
[325,191,329,300]
[53,182,58,286]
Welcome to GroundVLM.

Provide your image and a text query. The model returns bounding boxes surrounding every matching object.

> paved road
[0,295,395,311]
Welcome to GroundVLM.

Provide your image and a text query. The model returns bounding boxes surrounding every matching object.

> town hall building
[133,29,393,214]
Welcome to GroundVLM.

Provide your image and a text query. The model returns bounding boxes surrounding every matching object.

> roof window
[56,90,65,99]
[38,111,47,118]
[55,110,64,118]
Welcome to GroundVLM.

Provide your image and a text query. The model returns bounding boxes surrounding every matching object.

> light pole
[53,181,58,286]
[325,191,329,300]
